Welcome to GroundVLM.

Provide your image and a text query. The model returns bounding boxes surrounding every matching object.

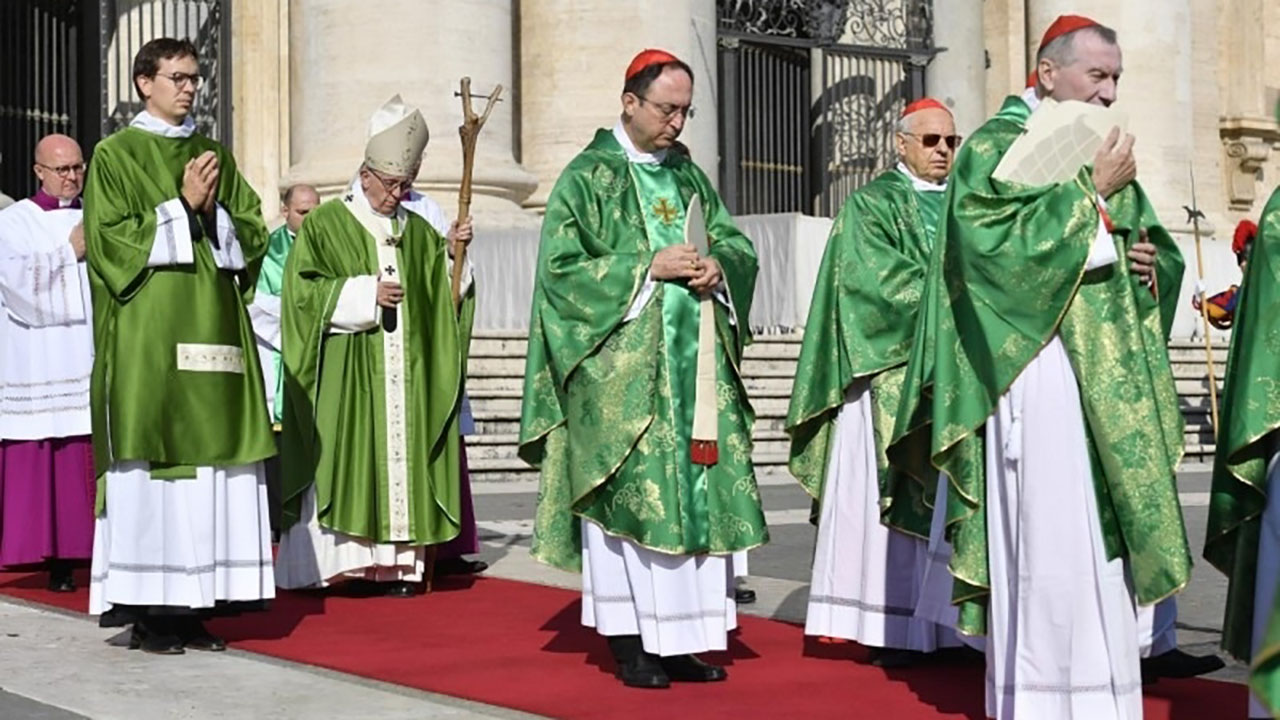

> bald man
[249,183,319,534]
[0,134,94,592]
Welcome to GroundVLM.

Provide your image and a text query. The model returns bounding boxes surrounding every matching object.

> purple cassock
[0,438,95,567]
[0,189,97,568]
[437,437,478,559]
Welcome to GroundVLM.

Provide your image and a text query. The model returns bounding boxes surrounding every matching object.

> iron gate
[96,0,232,142]
[0,0,85,198]
[717,0,935,216]
[0,0,230,199]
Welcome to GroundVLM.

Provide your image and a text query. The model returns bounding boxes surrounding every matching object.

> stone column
[1219,0,1280,213]
[230,0,289,223]
[520,0,718,210]
[285,0,538,226]
[982,0,1028,115]
[927,0,985,137]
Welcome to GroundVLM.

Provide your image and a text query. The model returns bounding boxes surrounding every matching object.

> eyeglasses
[156,72,203,89]
[365,168,413,195]
[37,162,86,178]
[635,94,696,121]
[903,133,961,150]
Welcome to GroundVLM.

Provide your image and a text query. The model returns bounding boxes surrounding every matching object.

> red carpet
[0,569,1246,719]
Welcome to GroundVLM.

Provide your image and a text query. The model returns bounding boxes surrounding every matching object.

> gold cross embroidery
[652,198,679,226]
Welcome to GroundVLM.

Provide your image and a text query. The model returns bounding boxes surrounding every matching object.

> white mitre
[364,94,429,177]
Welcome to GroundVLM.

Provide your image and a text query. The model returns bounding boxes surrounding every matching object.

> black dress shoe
[46,561,76,593]
[1141,648,1225,684]
[133,622,184,655]
[616,652,671,689]
[179,619,227,652]
[869,648,924,669]
[658,654,728,682]
[434,558,489,577]
[385,581,417,598]
[607,634,670,689]
[734,587,756,604]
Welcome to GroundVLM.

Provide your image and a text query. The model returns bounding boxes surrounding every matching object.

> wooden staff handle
[451,77,503,311]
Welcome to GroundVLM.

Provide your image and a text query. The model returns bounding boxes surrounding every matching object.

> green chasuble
[886,95,1191,635]
[84,126,276,479]
[520,129,768,572]
[278,195,472,545]
[786,168,943,536]
[1206,188,1280,671]
[258,224,294,424]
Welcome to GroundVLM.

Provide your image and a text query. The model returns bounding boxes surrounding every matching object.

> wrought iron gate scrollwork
[0,0,231,198]
[716,0,935,216]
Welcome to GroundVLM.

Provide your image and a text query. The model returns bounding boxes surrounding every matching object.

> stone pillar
[1219,0,1280,213]
[231,0,289,223]
[982,0,1028,115]
[927,0,985,137]
[286,0,537,226]
[520,0,718,210]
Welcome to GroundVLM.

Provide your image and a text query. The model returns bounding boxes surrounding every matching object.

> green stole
[628,161,709,549]
[887,95,1190,635]
[1205,187,1280,668]
[258,224,294,424]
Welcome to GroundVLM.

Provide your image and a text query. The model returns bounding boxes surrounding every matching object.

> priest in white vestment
[0,134,95,593]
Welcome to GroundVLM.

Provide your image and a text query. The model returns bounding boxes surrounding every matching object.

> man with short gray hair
[889,15,1195,718]
[787,97,961,667]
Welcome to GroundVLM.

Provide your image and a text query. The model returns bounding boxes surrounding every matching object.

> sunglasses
[903,132,961,150]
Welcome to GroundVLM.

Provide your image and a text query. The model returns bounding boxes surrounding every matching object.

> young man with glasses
[273,95,474,599]
[0,134,94,594]
[83,37,276,655]
[520,49,766,689]
[787,97,965,669]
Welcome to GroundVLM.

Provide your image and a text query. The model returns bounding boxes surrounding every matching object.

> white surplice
[581,520,737,657]
[90,462,275,613]
[983,336,1142,720]
[805,380,958,651]
[89,112,275,614]
[0,199,92,441]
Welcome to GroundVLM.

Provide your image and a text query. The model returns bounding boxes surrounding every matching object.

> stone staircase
[466,332,1226,481]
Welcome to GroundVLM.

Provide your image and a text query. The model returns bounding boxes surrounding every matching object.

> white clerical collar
[130,110,196,138]
[612,121,667,165]
[1021,86,1041,112]
[896,162,946,192]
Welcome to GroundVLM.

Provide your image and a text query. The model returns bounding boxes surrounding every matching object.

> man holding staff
[274,95,474,596]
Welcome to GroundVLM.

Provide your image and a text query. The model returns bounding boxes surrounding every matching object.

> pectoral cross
[653,198,679,226]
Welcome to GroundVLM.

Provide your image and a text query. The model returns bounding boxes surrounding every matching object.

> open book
[992,97,1128,187]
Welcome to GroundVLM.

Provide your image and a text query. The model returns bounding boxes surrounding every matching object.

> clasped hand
[181,150,220,215]
[650,244,722,296]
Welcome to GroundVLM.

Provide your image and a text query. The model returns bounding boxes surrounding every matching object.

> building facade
[2,0,1278,336]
